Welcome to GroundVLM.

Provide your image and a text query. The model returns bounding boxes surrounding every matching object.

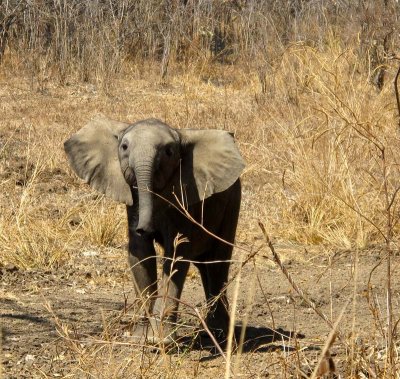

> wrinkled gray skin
[64,115,245,343]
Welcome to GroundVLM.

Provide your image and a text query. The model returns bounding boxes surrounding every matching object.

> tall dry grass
[1,1,399,85]
[2,40,399,265]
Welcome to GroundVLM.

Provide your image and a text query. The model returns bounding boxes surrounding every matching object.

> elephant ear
[64,114,133,205]
[172,129,245,206]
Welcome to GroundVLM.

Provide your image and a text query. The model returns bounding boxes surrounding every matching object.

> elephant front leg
[151,258,190,343]
[128,233,169,345]
[127,233,158,315]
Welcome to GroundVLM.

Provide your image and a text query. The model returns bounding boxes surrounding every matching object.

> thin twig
[259,221,334,330]
[394,64,400,131]
[194,307,227,360]
[310,299,350,379]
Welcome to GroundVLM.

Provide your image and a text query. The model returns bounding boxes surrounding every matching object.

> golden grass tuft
[78,201,126,248]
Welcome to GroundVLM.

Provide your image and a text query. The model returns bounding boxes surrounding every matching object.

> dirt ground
[1,242,396,378]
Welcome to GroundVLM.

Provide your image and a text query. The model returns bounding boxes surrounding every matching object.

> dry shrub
[78,200,126,248]
[0,162,69,269]
[0,216,67,269]
[241,41,400,249]
[1,1,398,85]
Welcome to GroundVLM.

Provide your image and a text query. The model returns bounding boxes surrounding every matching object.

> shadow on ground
[177,324,307,358]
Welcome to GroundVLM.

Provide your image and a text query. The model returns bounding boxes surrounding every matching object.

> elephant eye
[121,143,128,151]
[165,146,174,157]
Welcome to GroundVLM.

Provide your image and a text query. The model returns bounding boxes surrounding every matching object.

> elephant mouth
[123,166,137,188]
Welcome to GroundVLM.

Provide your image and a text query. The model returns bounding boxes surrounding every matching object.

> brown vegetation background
[2,0,399,251]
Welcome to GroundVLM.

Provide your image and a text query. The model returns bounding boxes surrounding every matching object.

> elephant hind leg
[197,244,232,336]
[194,258,228,332]
[197,181,241,337]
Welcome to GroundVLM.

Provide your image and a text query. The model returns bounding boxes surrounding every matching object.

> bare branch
[395,64,400,131]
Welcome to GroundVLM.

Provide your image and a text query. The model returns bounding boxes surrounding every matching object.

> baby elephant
[64,115,245,343]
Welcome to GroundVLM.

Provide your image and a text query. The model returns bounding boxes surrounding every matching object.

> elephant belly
[157,191,232,259]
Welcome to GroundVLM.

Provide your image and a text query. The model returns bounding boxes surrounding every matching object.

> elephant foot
[198,327,231,346]
[204,313,230,344]
[128,318,179,347]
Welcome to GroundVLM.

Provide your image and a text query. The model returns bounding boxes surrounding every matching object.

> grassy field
[2,1,400,377]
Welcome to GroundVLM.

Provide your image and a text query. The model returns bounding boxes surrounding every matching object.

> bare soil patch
[1,246,395,378]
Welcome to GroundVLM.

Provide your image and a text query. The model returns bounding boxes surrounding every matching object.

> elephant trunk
[132,158,155,235]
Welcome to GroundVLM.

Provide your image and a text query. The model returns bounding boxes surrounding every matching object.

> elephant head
[64,115,245,234]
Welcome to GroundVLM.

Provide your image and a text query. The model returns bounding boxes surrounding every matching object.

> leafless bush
[0,1,398,84]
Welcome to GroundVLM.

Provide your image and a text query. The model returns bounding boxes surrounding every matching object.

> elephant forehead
[124,120,176,145]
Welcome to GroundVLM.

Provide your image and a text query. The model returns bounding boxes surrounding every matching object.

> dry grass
[2,1,400,377]
[3,41,399,265]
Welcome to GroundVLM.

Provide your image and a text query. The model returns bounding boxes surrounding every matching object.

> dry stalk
[258,221,334,330]
[256,267,276,331]
[193,307,226,360]
[310,299,349,379]
[395,64,400,131]
[350,249,359,378]
[0,326,2,379]
[366,257,386,338]
[382,63,400,375]
[382,146,395,373]
[224,257,242,379]
[233,261,257,366]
